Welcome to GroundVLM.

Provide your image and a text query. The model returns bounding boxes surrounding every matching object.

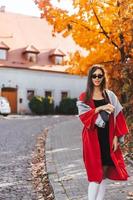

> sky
[0,0,41,16]
[0,0,73,17]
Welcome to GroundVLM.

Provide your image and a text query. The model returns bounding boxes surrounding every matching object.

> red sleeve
[79,109,98,130]
[79,92,98,130]
[115,111,129,137]
[79,92,86,101]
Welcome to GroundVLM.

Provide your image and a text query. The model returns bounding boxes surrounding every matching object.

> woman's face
[91,69,104,87]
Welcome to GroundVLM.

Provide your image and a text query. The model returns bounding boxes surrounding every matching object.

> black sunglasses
[92,74,104,79]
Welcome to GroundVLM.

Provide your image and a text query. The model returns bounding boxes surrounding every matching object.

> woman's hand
[112,136,119,152]
[95,103,115,113]
[102,104,115,113]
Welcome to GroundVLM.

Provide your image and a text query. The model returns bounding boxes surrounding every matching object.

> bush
[43,97,54,114]
[29,96,78,115]
[29,96,54,115]
[58,98,78,115]
[29,96,44,115]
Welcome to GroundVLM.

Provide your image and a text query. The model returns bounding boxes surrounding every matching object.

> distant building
[0,11,87,114]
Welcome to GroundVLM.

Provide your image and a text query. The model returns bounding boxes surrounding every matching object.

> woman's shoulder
[105,89,120,105]
[105,89,117,98]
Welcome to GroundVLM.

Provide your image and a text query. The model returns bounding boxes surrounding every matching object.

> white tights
[88,179,106,200]
[96,179,106,200]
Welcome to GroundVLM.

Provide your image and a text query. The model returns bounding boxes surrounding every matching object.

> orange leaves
[38,1,45,9]
[35,0,132,73]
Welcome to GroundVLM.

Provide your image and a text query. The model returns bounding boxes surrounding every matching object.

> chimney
[0,6,6,12]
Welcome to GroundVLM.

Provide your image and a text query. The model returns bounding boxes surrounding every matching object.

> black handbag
[100,90,110,122]
[100,110,110,122]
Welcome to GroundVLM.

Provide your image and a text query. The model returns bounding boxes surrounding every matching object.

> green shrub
[43,97,54,114]
[29,96,44,115]
[29,96,54,115]
[29,96,78,115]
[58,98,78,115]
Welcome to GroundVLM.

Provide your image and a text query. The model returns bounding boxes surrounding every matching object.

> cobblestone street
[0,115,71,200]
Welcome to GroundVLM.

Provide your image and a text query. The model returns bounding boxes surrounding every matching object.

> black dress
[94,99,114,166]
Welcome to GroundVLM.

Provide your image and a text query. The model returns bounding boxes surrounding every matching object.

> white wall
[0,68,87,113]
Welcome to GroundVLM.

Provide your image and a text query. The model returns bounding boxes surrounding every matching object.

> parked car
[0,97,11,116]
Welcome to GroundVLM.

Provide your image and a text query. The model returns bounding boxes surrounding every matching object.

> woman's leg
[96,179,106,200]
[96,166,108,200]
[103,166,108,178]
[88,182,100,200]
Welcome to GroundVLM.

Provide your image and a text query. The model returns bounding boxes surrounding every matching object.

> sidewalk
[46,116,133,200]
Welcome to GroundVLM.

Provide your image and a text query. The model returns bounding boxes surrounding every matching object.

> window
[0,49,7,60]
[61,91,68,100]
[55,56,63,65]
[49,48,65,65]
[45,91,52,98]
[27,90,35,100]
[23,45,39,63]
[26,53,37,63]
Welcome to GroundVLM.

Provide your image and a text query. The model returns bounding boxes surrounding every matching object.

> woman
[77,65,129,200]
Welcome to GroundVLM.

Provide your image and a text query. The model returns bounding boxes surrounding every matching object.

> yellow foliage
[35,0,133,74]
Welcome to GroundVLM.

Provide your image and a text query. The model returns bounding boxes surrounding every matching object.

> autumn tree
[35,0,132,73]
[35,0,133,151]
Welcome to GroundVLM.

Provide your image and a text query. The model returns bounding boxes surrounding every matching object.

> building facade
[0,10,87,114]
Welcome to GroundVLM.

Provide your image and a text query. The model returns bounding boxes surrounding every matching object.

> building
[0,10,87,114]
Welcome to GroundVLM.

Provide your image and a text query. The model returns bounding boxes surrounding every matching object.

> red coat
[79,92,129,182]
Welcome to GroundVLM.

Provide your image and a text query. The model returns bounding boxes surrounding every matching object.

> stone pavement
[46,116,133,200]
[0,115,73,199]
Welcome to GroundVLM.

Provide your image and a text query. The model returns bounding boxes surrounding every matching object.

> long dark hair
[84,65,107,102]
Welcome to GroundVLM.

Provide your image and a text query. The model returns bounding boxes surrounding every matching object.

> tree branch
[69,20,108,35]
[119,32,126,62]
[92,8,119,49]
[70,20,91,32]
